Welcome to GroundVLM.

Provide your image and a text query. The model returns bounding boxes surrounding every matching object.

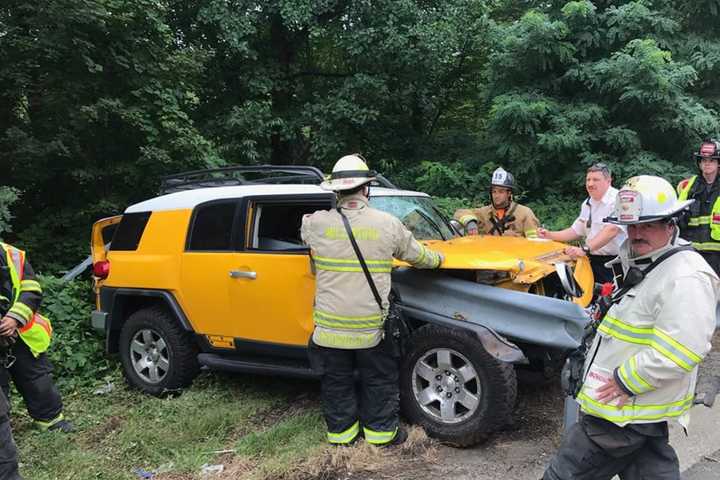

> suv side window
[110,212,151,251]
[248,199,331,252]
[187,200,239,251]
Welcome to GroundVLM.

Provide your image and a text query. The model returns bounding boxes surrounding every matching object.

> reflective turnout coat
[301,193,442,350]
[453,202,539,238]
[577,240,719,428]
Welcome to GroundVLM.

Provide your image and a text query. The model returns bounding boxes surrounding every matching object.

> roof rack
[160,165,326,194]
[160,164,398,194]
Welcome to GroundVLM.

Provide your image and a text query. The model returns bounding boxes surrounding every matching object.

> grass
[13,370,327,480]
[12,369,440,480]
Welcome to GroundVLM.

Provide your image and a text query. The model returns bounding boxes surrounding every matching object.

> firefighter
[301,154,443,447]
[677,138,720,275]
[0,242,72,433]
[542,176,719,480]
[453,167,540,237]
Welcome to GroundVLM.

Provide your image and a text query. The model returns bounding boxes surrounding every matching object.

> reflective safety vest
[2,243,52,357]
[678,176,720,250]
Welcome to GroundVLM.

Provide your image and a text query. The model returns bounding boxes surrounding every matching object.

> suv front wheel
[119,306,200,396]
[399,325,517,447]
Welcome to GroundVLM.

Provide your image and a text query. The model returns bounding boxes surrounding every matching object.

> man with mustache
[538,163,626,284]
[677,138,720,275]
[542,175,719,480]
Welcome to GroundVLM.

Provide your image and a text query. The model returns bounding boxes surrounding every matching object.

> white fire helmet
[320,154,376,192]
[606,175,694,225]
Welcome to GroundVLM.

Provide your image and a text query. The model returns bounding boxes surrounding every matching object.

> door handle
[229,270,257,280]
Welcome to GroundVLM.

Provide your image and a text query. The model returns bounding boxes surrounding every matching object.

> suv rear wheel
[400,325,517,447]
[119,306,199,396]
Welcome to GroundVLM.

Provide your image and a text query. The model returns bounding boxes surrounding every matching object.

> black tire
[399,325,517,447]
[118,306,199,396]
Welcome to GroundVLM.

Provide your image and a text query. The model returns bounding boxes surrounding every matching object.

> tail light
[93,260,110,279]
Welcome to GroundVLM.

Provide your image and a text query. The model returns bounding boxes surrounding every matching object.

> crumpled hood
[402,235,570,270]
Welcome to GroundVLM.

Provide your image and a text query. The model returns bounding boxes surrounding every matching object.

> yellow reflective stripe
[313,328,379,349]
[618,362,640,395]
[602,316,653,335]
[313,310,383,329]
[327,421,359,444]
[693,242,720,251]
[313,256,391,266]
[323,226,380,241]
[315,264,392,273]
[628,356,654,393]
[34,413,64,430]
[314,310,382,322]
[459,214,477,225]
[688,216,711,226]
[413,242,440,268]
[654,328,702,365]
[8,302,33,322]
[600,316,700,372]
[313,256,392,273]
[363,426,397,444]
[20,280,42,293]
[577,391,693,423]
[619,357,654,395]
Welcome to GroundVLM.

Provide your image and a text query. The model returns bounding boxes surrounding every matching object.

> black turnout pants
[0,340,63,423]
[0,388,21,480]
[543,415,679,480]
[309,338,399,443]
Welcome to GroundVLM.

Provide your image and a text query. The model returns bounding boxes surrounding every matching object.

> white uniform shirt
[571,186,626,256]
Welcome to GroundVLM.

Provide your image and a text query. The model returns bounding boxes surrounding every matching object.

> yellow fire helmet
[606,175,694,225]
[320,154,377,192]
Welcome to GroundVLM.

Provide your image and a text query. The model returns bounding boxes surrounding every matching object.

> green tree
[482,1,719,206]
[169,0,491,175]
[0,0,220,270]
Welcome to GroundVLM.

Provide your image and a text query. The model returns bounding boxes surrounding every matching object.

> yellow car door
[227,196,332,346]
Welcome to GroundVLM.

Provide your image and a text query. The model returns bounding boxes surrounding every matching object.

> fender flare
[100,287,192,353]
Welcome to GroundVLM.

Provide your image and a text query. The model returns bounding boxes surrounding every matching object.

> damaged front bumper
[391,269,591,364]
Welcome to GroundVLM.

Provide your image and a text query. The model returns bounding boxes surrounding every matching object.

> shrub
[37,275,114,390]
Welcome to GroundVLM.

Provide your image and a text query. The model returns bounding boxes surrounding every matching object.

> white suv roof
[125,184,429,213]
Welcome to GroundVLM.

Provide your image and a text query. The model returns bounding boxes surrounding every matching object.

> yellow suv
[91,165,593,446]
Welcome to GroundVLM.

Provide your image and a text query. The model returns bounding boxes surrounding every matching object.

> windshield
[370,196,455,240]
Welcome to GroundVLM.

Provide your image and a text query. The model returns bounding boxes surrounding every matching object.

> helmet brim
[605,199,694,225]
[320,177,375,191]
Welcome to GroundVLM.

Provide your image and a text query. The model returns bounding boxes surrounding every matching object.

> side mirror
[449,219,465,236]
[555,262,584,299]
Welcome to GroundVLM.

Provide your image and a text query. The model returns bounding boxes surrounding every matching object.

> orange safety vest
[2,243,52,356]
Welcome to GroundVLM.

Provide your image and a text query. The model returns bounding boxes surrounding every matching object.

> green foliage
[482,0,720,207]
[3,0,720,267]
[526,194,582,231]
[36,275,113,390]
[0,186,19,238]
